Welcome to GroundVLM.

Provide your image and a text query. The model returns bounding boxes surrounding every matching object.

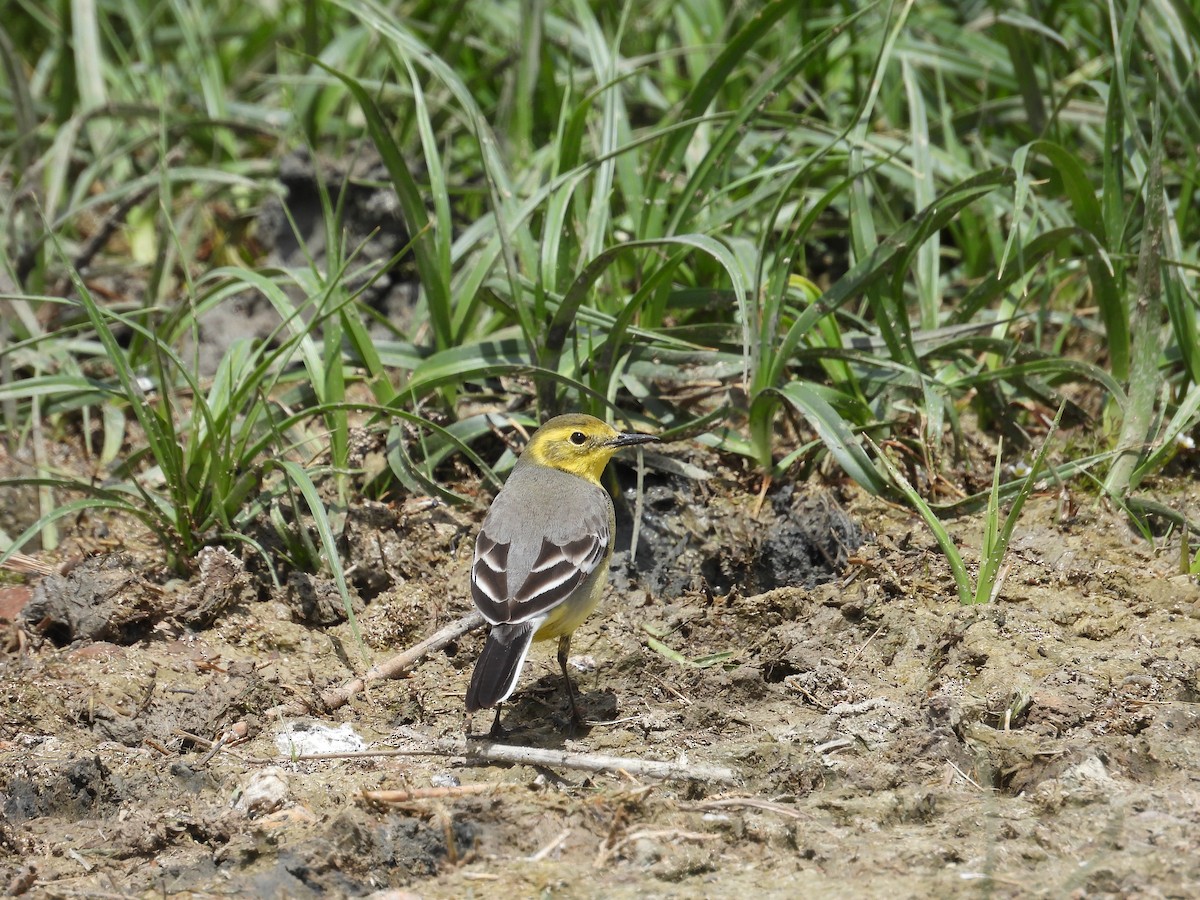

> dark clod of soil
[285,571,361,625]
[614,467,862,598]
[20,554,168,645]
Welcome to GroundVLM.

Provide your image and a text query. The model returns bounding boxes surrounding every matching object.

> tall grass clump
[1,1,1198,595]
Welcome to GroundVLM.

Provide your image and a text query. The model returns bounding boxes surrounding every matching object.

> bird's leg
[488,704,506,739]
[557,634,584,727]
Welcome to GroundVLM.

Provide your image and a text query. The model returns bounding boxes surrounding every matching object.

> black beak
[608,432,659,448]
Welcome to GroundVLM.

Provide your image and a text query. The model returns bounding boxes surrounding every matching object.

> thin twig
[946,759,986,791]
[293,736,737,785]
[266,611,485,718]
[196,721,250,766]
[175,729,213,748]
[683,797,809,820]
[629,445,648,565]
[752,474,771,519]
[361,783,496,803]
[526,828,572,863]
[0,552,56,577]
[289,748,432,762]
[458,738,737,784]
[847,624,884,666]
[322,610,485,709]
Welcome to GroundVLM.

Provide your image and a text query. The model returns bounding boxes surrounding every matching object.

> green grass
[1,1,1199,602]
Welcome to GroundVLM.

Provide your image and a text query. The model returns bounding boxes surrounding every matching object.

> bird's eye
[569,431,588,446]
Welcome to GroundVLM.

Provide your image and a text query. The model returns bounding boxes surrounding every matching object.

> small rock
[1060,756,1115,789]
[235,767,290,818]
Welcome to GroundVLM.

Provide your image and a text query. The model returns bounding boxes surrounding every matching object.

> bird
[465,413,658,735]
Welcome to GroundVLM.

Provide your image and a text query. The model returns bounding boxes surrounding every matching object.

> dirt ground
[3,434,1200,899]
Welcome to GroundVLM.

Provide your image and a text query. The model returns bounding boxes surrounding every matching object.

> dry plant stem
[752,473,772,519]
[527,828,572,863]
[1104,124,1165,498]
[31,397,57,553]
[318,610,484,708]
[0,552,56,577]
[266,611,485,718]
[291,749,419,761]
[460,739,737,784]
[362,784,495,803]
[684,797,808,820]
[196,721,251,766]
[629,447,648,565]
[0,312,13,448]
[295,737,737,784]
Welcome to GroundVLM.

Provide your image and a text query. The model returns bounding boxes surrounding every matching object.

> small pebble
[235,767,290,818]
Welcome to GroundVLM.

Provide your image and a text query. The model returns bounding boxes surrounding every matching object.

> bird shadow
[481,678,619,748]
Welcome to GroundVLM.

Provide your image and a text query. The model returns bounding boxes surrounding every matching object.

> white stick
[459,738,737,784]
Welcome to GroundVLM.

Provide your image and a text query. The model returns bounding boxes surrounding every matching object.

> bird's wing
[471,532,511,619]
[471,484,610,624]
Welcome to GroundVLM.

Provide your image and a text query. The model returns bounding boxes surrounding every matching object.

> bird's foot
[464,706,509,740]
[487,706,508,739]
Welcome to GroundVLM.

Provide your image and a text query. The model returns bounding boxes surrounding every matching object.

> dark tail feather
[465,622,536,712]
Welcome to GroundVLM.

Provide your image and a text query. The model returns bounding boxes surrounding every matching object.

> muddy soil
[3,435,1200,899]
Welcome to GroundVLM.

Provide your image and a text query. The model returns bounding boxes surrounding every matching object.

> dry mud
[3,450,1200,898]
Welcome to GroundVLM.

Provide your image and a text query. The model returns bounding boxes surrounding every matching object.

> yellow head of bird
[522,414,658,483]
